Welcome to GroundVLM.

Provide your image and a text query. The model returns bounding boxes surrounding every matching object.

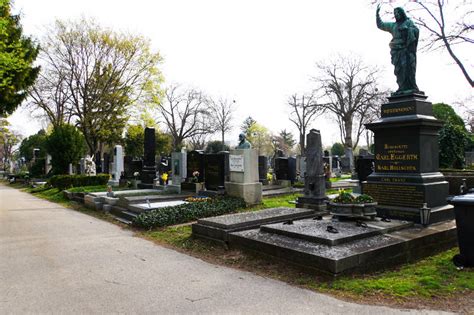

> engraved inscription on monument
[229,155,244,172]
[375,143,419,173]
[364,183,424,208]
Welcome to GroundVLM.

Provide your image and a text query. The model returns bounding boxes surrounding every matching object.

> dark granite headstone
[364,93,452,223]
[95,154,102,174]
[103,153,110,174]
[218,151,230,181]
[187,150,205,182]
[204,153,226,190]
[296,129,327,210]
[275,157,289,180]
[340,156,351,173]
[124,156,143,179]
[124,156,133,178]
[332,156,340,169]
[140,127,156,187]
[356,155,374,184]
[288,157,296,183]
[258,156,268,185]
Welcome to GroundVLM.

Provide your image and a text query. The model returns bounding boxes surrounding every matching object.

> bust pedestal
[225,149,262,205]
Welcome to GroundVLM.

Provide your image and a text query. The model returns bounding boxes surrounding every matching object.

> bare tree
[407,0,473,86]
[313,54,385,170]
[209,98,235,151]
[28,68,73,127]
[158,85,214,151]
[287,93,324,155]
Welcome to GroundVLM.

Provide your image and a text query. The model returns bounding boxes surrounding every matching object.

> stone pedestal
[364,93,452,223]
[296,129,327,211]
[225,149,262,205]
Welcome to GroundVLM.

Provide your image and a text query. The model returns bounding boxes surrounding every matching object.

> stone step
[113,216,133,225]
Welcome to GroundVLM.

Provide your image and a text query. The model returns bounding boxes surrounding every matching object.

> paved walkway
[0,183,450,314]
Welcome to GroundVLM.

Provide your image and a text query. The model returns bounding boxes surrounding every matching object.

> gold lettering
[382,107,415,115]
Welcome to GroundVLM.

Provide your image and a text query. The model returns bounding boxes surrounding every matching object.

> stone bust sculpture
[235,133,251,149]
[376,4,420,96]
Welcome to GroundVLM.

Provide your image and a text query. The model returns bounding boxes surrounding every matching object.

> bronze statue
[235,133,251,149]
[376,4,420,95]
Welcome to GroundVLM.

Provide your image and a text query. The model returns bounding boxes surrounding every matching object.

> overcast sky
[8,0,473,147]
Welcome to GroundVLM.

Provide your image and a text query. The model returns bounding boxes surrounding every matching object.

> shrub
[133,196,246,229]
[48,174,110,190]
[45,124,86,174]
[332,191,355,204]
[355,194,374,203]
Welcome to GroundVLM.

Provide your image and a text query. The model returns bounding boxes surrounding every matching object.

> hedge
[132,196,246,229]
[48,174,110,190]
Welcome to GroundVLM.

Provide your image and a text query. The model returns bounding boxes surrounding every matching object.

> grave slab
[260,218,413,246]
[228,219,456,274]
[192,207,321,242]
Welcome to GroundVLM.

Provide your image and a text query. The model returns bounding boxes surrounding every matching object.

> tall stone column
[296,129,327,211]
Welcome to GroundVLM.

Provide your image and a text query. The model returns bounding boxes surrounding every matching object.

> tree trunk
[221,130,225,151]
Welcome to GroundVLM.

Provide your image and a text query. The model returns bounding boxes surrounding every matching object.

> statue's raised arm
[376,5,420,96]
[376,4,393,33]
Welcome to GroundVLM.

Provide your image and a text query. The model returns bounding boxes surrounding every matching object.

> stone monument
[296,129,327,211]
[225,135,262,204]
[84,155,96,176]
[171,148,187,185]
[363,5,452,223]
[140,127,156,189]
[108,145,123,187]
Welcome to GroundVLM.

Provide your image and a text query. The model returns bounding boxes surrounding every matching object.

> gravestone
[103,153,110,174]
[356,155,374,184]
[108,145,124,186]
[225,149,262,205]
[187,150,205,182]
[95,154,102,174]
[79,158,85,174]
[299,157,307,181]
[258,156,268,185]
[296,129,327,211]
[171,150,187,185]
[123,156,133,178]
[364,93,452,223]
[219,151,230,182]
[288,157,296,183]
[275,157,289,180]
[204,153,226,190]
[140,127,156,188]
[340,156,351,173]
